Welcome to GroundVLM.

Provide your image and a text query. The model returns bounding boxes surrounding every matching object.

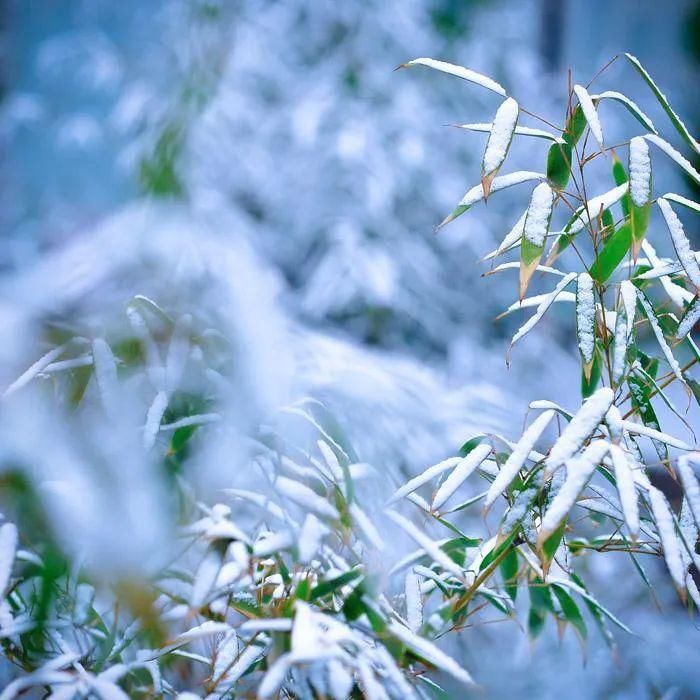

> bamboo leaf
[482,98,519,194]
[399,57,507,97]
[592,90,657,134]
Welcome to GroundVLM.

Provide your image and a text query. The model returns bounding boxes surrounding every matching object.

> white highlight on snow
[484,410,555,510]
[545,388,614,476]
[629,136,651,207]
[576,273,595,364]
[431,443,492,511]
[401,57,507,96]
[574,84,604,150]
[524,183,555,246]
[657,198,700,289]
[483,97,519,175]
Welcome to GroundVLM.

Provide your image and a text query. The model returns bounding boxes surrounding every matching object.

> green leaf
[519,236,546,300]
[479,529,518,572]
[589,222,632,283]
[500,548,519,601]
[309,568,363,601]
[552,584,587,643]
[611,154,630,218]
[539,521,566,575]
[546,104,585,189]
[581,343,602,398]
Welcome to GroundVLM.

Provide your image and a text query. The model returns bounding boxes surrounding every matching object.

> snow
[637,291,687,386]
[143,391,168,450]
[568,184,628,235]
[524,182,555,246]
[431,443,492,511]
[540,440,610,540]
[405,569,423,632]
[629,136,651,207]
[609,445,640,539]
[612,316,628,382]
[657,198,700,288]
[458,122,562,142]
[298,514,327,563]
[455,171,546,209]
[275,477,340,520]
[591,91,657,134]
[159,413,221,431]
[349,503,384,551]
[663,192,700,213]
[642,239,695,308]
[484,410,555,510]
[3,342,71,398]
[387,456,461,504]
[648,487,686,591]
[387,620,474,686]
[677,455,700,528]
[545,388,614,475]
[500,291,575,317]
[644,134,700,185]
[619,280,637,341]
[576,273,595,364]
[677,297,700,339]
[510,273,577,349]
[574,84,604,150]
[483,97,519,175]
[620,419,693,451]
[0,523,17,597]
[401,57,507,96]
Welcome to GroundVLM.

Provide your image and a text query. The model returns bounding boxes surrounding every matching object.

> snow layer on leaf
[568,184,628,235]
[612,315,628,382]
[500,291,575,318]
[484,410,554,510]
[143,390,168,450]
[576,273,595,364]
[657,198,700,288]
[456,171,546,209]
[574,84,604,150]
[591,91,657,134]
[644,134,700,185]
[431,443,492,511]
[637,291,687,386]
[401,57,507,96]
[678,455,700,528]
[524,183,554,246]
[405,569,423,633]
[678,297,700,340]
[0,523,17,597]
[386,511,464,579]
[387,457,461,504]
[510,273,577,349]
[483,97,519,175]
[663,192,700,213]
[620,419,693,451]
[387,621,474,686]
[540,440,610,540]
[3,342,71,398]
[92,338,118,413]
[609,445,640,539]
[648,487,686,591]
[641,239,694,308]
[275,477,339,520]
[298,514,327,563]
[629,136,651,207]
[619,280,637,341]
[349,503,384,551]
[458,122,563,143]
[545,388,614,475]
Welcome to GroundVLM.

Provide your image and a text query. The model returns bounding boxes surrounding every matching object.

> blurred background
[1,0,699,697]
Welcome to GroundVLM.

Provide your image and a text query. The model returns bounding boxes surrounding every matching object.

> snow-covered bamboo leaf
[484,410,555,511]
[644,134,700,185]
[547,104,586,189]
[509,273,577,354]
[620,420,693,451]
[589,222,633,283]
[545,388,614,475]
[0,523,17,597]
[637,291,687,387]
[576,273,595,375]
[456,122,563,142]
[92,338,118,415]
[591,91,657,134]
[405,569,423,633]
[431,443,492,511]
[387,621,474,686]
[629,136,652,258]
[678,454,700,529]
[275,477,339,520]
[3,342,72,398]
[438,171,545,229]
[657,198,700,290]
[482,97,519,195]
[647,487,686,593]
[520,182,555,299]
[641,239,695,308]
[387,457,461,504]
[539,441,610,545]
[608,445,640,540]
[399,57,507,96]
[677,296,700,340]
[625,53,700,154]
[663,192,700,213]
[573,84,604,151]
[485,261,566,278]
[497,291,575,319]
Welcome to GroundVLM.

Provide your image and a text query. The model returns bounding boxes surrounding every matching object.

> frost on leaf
[545,388,614,476]
[482,97,519,193]
[629,136,651,208]
[576,273,596,370]
[574,84,604,150]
